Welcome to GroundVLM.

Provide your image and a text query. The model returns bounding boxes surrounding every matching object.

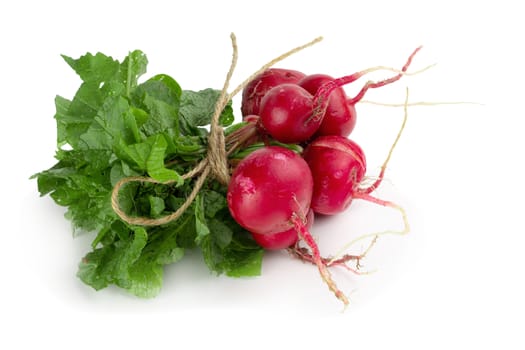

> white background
[2,0,523,348]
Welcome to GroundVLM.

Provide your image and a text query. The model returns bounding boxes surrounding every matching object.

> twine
[111,33,323,226]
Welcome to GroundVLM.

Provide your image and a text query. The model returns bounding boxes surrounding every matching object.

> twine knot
[207,126,230,186]
[110,33,323,227]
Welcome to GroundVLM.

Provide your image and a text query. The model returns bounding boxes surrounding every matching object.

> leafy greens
[32,50,263,297]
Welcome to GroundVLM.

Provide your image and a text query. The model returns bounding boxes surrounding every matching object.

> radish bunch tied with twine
[35,33,435,307]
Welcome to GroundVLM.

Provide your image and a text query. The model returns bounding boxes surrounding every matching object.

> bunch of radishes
[226,49,419,305]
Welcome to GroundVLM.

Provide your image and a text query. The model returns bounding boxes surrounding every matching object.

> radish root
[358,87,410,194]
[310,47,432,123]
[331,87,412,263]
[289,235,378,275]
[346,47,423,105]
[329,193,410,265]
[361,100,484,107]
[291,214,350,307]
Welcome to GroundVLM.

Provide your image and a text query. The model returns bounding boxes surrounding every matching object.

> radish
[303,135,366,215]
[258,83,321,143]
[299,74,357,137]
[257,47,422,144]
[304,84,412,218]
[227,146,312,235]
[241,68,306,117]
[291,89,413,298]
[227,145,349,305]
[251,209,314,250]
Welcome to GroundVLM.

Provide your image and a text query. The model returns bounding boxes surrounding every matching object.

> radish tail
[329,192,410,265]
[291,214,349,308]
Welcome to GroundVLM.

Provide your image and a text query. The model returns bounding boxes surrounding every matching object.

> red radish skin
[241,68,306,117]
[227,146,349,305]
[259,84,321,143]
[251,209,314,250]
[251,229,298,251]
[299,74,357,137]
[303,135,367,215]
[227,146,313,235]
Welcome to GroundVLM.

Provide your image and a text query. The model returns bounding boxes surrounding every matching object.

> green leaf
[222,227,264,277]
[226,249,264,278]
[149,196,165,217]
[117,138,150,170]
[198,201,263,277]
[77,224,148,290]
[34,149,115,232]
[131,79,181,138]
[194,194,210,244]
[56,82,103,148]
[127,217,192,298]
[142,94,179,138]
[93,94,138,145]
[62,52,120,83]
[149,74,182,100]
[108,161,142,220]
[115,134,181,184]
[120,50,148,96]
[202,189,228,218]
[179,88,234,129]
[127,244,184,299]
[167,135,206,159]
[219,104,235,127]
[155,247,185,265]
[145,134,181,183]
[109,160,140,186]
[208,218,233,249]
[130,107,148,129]
[54,95,71,147]
[35,49,267,298]
[127,263,163,298]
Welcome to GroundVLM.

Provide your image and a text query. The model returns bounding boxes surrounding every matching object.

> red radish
[227,146,313,235]
[303,135,366,215]
[227,145,349,305]
[255,48,421,144]
[251,209,314,250]
[292,89,412,294]
[305,85,412,217]
[241,68,306,117]
[299,74,357,137]
[258,84,321,143]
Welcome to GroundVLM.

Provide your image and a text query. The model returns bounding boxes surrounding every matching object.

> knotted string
[111,34,323,226]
